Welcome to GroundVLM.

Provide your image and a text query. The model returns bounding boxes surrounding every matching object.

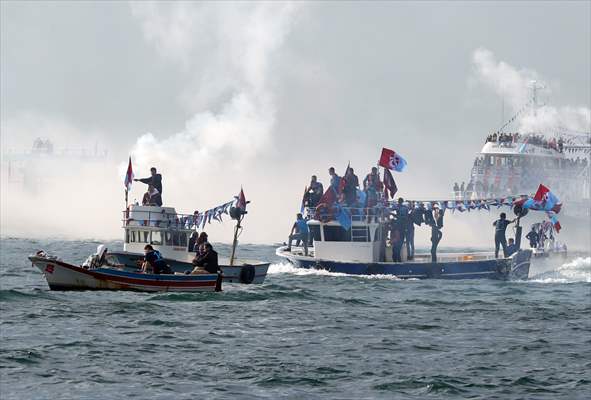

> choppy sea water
[1,237,590,400]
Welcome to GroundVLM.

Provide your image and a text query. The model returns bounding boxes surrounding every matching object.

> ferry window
[309,224,321,242]
[172,232,180,246]
[131,231,137,243]
[374,227,382,242]
[165,232,173,246]
[142,231,150,243]
[323,226,351,242]
[151,231,163,245]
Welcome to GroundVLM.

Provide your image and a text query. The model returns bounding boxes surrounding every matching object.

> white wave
[528,256,591,283]
[267,263,402,280]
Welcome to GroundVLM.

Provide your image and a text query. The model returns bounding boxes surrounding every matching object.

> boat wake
[528,256,591,283]
[268,263,403,280]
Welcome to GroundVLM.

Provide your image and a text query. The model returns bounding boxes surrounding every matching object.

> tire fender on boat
[239,265,256,284]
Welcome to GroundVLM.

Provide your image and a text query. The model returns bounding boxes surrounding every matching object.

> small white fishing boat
[29,251,220,292]
[107,204,269,284]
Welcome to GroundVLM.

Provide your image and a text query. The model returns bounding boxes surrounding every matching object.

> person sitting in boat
[287,213,309,256]
[525,226,539,249]
[188,231,198,252]
[135,167,163,203]
[506,238,518,257]
[82,244,115,269]
[493,213,516,258]
[141,245,171,274]
[195,232,209,253]
[306,175,324,207]
[191,243,219,274]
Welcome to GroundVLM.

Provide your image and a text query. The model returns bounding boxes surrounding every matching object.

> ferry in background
[457,85,590,244]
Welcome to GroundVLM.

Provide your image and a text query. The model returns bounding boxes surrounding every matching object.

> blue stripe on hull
[281,256,509,280]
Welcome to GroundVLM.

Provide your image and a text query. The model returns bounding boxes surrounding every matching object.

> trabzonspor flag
[124,156,134,191]
[379,147,407,172]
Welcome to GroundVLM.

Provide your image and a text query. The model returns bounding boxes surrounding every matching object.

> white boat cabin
[306,209,384,263]
[123,205,195,263]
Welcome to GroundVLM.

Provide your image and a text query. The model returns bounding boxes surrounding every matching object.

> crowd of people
[136,231,220,275]
[485,132,566,153]
[302,166,384,210]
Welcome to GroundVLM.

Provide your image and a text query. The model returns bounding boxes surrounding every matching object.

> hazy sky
[1,1,589,245]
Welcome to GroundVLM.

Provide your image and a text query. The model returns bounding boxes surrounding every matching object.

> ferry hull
[276,247,531,280]
[29,256,219,292]
[107,251,269,284]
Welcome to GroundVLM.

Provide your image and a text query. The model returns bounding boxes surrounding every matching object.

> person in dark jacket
[141,244,171,274]
[525,227,539,249]
[191,243,219,274]
[430,223,443,263]
[135,167,163,202]
[493,213,515,258]
[505,238,518,257]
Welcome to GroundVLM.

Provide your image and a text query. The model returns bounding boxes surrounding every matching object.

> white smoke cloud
[472,47,591,133]
[125,2,300,243]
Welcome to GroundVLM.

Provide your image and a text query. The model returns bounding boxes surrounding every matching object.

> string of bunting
[191,200,234,229]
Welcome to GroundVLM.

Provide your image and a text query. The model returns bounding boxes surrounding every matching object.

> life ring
[239,265,256,284]
[315,203,333,223]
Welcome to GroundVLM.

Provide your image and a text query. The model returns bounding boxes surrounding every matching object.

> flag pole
[229,215,241,266]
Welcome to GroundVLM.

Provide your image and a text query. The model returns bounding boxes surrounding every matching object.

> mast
[229,215,242,266]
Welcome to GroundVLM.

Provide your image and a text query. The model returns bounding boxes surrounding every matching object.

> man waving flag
[379,147,407,172]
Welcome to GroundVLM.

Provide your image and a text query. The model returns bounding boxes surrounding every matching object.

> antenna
[528,80,545,117]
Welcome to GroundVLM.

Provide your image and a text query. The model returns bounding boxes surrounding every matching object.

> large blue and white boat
[277,205,531,280]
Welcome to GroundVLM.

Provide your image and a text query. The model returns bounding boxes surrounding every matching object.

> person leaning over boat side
[525,226,539,249]
[493,213,516,258]
[287,213,309,256]
[141,245,172,274]
[505,238,518,257]
[191,243,219,274]
[135,167,163,203]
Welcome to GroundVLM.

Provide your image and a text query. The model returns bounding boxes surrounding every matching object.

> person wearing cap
[493,212,516,258]
[287,213,309,256]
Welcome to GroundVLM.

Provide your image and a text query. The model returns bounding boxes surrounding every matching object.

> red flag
[533,184,550,202]
[318,187,336,206]
[124,156,134,191]
[338,162,350,194]
[237,188,247,209]
[378,147,407,172]
[554,221,561,233]
[383,168,397,200]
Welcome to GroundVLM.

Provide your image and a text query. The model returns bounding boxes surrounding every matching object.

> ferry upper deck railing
[122,209,201,231]
[304,205,388,224]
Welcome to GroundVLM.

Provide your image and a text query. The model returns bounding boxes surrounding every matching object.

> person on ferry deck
[343,168,359,206]
[390,216,404,262]
[191,243,219,274]
[135,167,163,202]
[406,205,416,260]
[141,245,171,274]
[430,222,442,263]
[328,167,341,192]
[287,213,309,255]
[505,238,518,257]
[525,227,539,249]
[148,186,162,207]
[308,175,324,207]
[453,182,460,196]
[493,212,515,258]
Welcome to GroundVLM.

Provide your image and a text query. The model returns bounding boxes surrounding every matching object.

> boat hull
[107,251,269,284]
[276,247,531,280]
[29,256,220,292]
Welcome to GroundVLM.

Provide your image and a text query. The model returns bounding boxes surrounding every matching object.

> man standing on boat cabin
[493,212,516,258]
[135,167,163,204]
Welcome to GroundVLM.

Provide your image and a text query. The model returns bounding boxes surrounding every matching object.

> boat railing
[304,205,386,224]
[122,210,199,231]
